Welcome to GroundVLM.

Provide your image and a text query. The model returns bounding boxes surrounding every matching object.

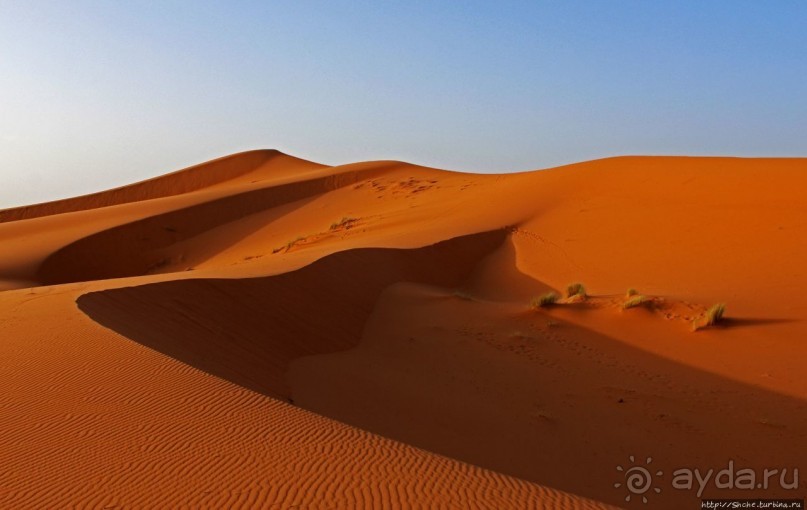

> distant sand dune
[0,150,325,223]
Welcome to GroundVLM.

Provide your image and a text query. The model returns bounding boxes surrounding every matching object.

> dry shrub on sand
[623,295,651,309]
[531,292,559,309]
[692,303,727,331]
[566,283,586,298]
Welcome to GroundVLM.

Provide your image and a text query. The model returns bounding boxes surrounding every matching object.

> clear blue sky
[1,1,806,208]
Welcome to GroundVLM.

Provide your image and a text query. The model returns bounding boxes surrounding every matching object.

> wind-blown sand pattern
[2,151,806,508]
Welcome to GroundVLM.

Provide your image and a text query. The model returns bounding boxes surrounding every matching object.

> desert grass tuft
[566,282,586,298]
[531,292,559,309]
[705,303,726,325]
[623,295,651,309]
[692,303,727,331]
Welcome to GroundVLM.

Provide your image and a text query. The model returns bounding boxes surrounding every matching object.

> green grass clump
[693,303,727,331]
[531,292,560,308]
[566,282,586,298]
[623,295,651,309]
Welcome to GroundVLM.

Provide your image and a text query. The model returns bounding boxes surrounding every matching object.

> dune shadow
[720,317,800,328]
[77,229,508,399]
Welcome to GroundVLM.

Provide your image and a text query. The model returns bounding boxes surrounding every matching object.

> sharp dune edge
[2,151,807,509]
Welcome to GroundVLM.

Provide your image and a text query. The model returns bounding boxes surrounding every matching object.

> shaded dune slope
[78,229,507,399]
[0,150,325,223]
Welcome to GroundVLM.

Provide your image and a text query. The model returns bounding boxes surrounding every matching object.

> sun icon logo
[614,456,663,504]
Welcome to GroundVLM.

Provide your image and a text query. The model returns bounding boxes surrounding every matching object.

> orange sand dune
[2,151,807,508]
[0,150,325,223]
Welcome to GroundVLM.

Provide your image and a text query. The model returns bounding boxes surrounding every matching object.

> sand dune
[0,150,325,223]
[2,151,806,508]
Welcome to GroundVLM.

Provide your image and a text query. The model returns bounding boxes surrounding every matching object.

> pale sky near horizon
[1,1,806,208]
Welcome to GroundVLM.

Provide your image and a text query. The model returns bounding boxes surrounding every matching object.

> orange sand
[1,151,806,508]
